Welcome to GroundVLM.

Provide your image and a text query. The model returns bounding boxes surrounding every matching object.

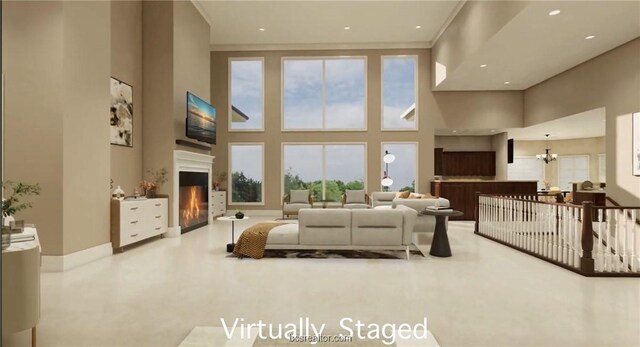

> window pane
[283,60,323,129]
[325,59,365,129]
[599,154,606,183]
[324,145,366,201]
[283,145,323,201]
[230,60,263,130]
[558,155,589,191]
[382,143,417,192]
[383,57,417,129]
[230,144,263,203]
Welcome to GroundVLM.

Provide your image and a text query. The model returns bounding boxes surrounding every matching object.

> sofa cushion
[396,191,411,199]
[289,190,310,204]
[343,203,369,209]
[351,209,403,246]
[283,203,311,213]
[299,209,351,245]
[373,192,396,202]
[266,223,299,245]
[345,190,366,204]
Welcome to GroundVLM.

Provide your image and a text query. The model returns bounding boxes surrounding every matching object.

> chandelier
[381,150,395,188]
[536,134,558,164]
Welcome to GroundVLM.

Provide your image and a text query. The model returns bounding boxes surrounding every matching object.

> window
[558,155,590,191]
[229,58,263,131]
[381,143,418,192]
[229,143,264,204]
[508,157,545,190]
[598,154,606,183]
[382,56,417,130]
[282,58,366,130]
[283,143,366,202]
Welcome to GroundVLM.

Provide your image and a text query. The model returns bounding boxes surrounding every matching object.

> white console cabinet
[111,198,168,250]
[211,191,226,218]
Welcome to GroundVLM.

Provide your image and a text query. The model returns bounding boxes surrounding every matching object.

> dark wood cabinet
[431,180,537,220]
[439,151,496,177]
[434,148,444,175]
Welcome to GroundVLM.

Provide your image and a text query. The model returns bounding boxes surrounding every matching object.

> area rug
[262,249,424,259]
[179,327,440,347]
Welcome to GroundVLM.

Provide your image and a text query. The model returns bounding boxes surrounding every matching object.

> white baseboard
[41,242,113,272]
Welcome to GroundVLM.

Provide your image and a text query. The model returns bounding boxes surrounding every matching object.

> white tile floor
[3,218,640,347]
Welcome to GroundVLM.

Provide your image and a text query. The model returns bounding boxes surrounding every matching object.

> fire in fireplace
[179,171,209,233]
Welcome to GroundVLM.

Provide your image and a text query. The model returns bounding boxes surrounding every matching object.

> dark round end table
[420,208,463,257]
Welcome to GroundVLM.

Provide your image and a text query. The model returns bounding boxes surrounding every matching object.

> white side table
[2,227,40,347]
[217,216,250,252]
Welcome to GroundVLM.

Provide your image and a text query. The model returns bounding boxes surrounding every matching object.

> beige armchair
[282,189,313,219]
[341,190,370,209]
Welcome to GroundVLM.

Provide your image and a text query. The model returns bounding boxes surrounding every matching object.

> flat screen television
[186,91,216,145]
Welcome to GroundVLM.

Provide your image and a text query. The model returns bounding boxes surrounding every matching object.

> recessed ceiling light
[585,35,595,40]
[344,26,351,30]
[548,9,561,16]
[490,129,496,133]
[452,130,457,133]
[258,28,265,32]
[415,25,422,29]
[504,81,510,85]
[480,64,487,68]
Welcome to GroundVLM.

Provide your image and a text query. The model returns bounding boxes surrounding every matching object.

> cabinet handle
[155,203,161,207]
[130,233,138,237]
[155,227,161,230]
[155,215,161,219]
[130,207,138,210]
[130,220,138,224]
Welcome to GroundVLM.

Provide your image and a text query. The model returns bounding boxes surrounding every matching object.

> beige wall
[435,136,493,151]
[2,1,65,255]
[431,91,524,129]
[491,132,508,180]
[2,1,111,255]
[524,38,640,205]
[513,137,605,187]
[111,0,143,195]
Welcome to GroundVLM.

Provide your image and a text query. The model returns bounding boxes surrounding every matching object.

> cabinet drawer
[120,230,144,247]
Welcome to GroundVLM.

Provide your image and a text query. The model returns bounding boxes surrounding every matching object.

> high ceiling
[195,1,462,50]
[435,107,606,141]
[436,1,640,90]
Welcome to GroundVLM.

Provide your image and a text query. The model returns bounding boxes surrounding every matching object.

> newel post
[580,201,595,274]
[474,192,480,233]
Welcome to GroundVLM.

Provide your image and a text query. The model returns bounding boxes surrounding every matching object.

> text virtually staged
[220,317,430,345]
[2,0,639,347]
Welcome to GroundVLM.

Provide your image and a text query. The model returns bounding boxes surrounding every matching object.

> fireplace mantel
[170,150,215,237]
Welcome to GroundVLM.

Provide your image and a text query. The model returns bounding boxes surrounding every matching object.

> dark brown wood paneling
[431,181,538,221]
[434,148,443,175]
[441,151,496,176]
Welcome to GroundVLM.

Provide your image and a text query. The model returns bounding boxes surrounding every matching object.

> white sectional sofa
[265,205,418,259]
[371,192,451,233]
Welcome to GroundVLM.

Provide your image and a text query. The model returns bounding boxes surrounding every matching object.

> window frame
[228,57,265,132]
[280,142,368,205]
[557,154,590,191]
[381,55,419,132]
[280,56,368,132]
[227,142,265,206]
[380,141,419,192]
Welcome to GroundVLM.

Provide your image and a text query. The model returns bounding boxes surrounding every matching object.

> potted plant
[2,181,41,249]
[212,171,228,191]
[234,209,245,219]
[140,168,168,198]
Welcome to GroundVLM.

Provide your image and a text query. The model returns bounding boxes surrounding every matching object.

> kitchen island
[430,180,538,221]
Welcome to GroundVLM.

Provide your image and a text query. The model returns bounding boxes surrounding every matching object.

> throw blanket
[233,222,287,259]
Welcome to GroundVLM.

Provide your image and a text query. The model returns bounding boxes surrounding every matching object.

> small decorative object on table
[2,180,41,250]
[139,168,168,198]
[112,185,125,200]
[235,210,245,219]
[212,171,228,191]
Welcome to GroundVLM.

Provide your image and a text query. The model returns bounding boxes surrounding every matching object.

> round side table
[217,216,250,252]
[419,209,463,257]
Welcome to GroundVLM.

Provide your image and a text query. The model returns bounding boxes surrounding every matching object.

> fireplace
[179,171,209,233]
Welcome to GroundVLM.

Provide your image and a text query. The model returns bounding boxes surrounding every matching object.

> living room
[2,1,640,346]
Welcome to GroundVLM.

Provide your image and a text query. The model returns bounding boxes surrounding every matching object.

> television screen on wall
[186,91,216,145]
